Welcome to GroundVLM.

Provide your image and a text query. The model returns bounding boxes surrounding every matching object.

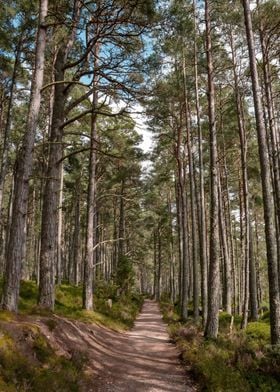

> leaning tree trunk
[1,0,48,312]
[204,0,220,339]
[242,0,280,345]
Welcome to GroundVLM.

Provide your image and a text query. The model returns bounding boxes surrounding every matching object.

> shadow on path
[89,300,196,392]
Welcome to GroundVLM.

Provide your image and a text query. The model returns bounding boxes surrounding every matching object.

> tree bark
[182,55,199,321]
[0,35,23,223]
[39,0,81,309]
[204,0,220,339]
[1,0,48,312]
[38,47,65,309]
[193,0,207,327]
[242,0,280,345]
[83,39,99,309]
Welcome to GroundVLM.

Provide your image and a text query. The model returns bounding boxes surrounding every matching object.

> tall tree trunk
[73,185,81,286]
[258,13,280,287]
[182,55,199,321]
[153,228,157,298]
[83,101,98,310]
[218,173,231,314]
[57,163,64,285]
[242,0,280,345]
[118,179,125,259]
[204,0,220,339]
[176,139,189,320]
[0,35,23,223]
[38,48,65,309]
[39,0,81,309]
[229,30,250,324]
[1,0,48,312]
[249,220,258,321]
[193,0,207,327]
[156,225,161,301]
[168,191,176,303]
[175,179,183,305]
[83,39,99,309]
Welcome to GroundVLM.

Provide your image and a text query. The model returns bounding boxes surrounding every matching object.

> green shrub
[246,322,270,342]
[162,304,280,391]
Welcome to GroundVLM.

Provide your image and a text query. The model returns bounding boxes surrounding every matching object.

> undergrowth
[160,301,280,392]
[0,326,84,391]
[18,279,144,331]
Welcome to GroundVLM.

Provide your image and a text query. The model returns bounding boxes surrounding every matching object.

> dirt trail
[91,300,195,391]
[28,300,196,391]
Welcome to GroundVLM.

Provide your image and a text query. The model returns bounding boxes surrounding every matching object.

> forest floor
[0,293,197,391]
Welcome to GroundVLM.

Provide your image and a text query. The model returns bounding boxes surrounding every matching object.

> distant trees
[144,0,280,345]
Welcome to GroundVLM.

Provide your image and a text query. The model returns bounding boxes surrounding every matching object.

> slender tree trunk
[73,186,81,286]
[168,191,176,303]
[83,39,99,309]
[242,0,280,345]
[83,104,98,310]
[182,55,199,321]
[218,173,231,314]
[204,0,220,339]
[258,15,280,286]
[177,143,189,320]
[118,180,125,259]
[249,220,258,320]
[156,225,161,301]
[193,0,207,326]
[175,179,183,304]
[1,0,48,311]
[57,163,64,285]
[0,36,23,223]
[153,228,157,298]
[229,31,250,324]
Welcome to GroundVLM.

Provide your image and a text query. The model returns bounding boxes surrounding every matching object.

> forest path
[91,299,196,391]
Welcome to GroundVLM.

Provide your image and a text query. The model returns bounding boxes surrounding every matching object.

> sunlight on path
[92,300,196,392]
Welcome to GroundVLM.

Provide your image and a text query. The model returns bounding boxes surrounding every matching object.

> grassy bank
[18,280,144,331]
[0,327,86,392]
[161,302,280,392]
[0,280,144,391]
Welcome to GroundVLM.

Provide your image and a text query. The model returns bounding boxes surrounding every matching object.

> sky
[130,103,153,154]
